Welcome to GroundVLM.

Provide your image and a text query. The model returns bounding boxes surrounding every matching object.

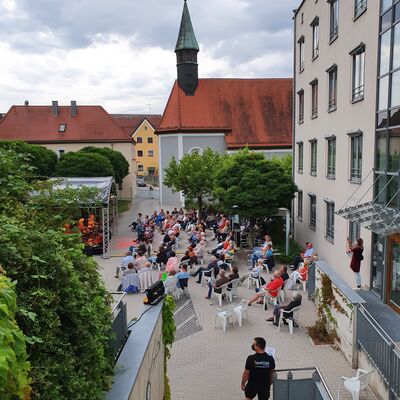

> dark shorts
[245,385,270,400]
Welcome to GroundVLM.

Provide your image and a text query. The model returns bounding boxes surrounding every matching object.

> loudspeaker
[144,280,165,305]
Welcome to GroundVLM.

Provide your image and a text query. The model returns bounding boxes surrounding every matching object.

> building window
[349,221,360,243]
[354,0,367,18]
[325,201,335,242]
[298,190,303,220]
[326,136,336,179]
[298,141,304,173]
[59,124,66,133]
[309,194,317,231]
[329,0,339,42]
[310,139,317,176]
[327,64,337,111]
[138,165,144,172]
[349,132,363,183]
[298,36,305,73]
[188,147,203,155]
[136,137,143,143]
[311,17,319,60]
[298,90,304,124]
[310,79,318,118]
[351,44,365,102]
[137,150,143,157]
[147,137,153,144]
[148,150,154,157]
[57,149,65,158]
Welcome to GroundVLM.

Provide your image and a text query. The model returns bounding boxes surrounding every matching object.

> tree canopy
[214,149,297,218]
[80,147,129,186]
[54,151,115,178]
[0,141,58,177]
[163,148,221,217]
[0,148,114,400]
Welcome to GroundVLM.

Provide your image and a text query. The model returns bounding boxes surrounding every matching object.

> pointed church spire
[175,0,199,52]
[175,0,199,95]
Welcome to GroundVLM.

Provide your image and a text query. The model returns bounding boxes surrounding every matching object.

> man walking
[241,337,275,400]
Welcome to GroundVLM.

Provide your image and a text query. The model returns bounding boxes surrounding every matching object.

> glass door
[387,234,400,313]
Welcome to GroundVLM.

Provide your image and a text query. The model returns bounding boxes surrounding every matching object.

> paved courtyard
[97,197,377,400]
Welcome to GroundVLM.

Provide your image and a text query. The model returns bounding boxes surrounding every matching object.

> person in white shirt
[115,251,134,278]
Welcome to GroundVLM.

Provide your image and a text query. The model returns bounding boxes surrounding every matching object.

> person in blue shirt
[176,265,190,289]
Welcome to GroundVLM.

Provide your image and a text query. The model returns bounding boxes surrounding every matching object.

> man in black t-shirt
[241,337,275,400]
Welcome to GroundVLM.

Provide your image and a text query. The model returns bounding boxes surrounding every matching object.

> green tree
[163,148,221,218]
[0,148,114,400]
[80,147,129,187]
[0,141,58,177]
[54,151,114,178]
[0,273,30,400]
[214,149,297,242]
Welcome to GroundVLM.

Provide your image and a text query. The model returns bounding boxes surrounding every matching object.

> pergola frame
[50,177,118,258]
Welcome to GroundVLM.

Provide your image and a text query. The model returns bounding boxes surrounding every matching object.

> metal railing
[109,292,129,364]
[356,304,400,400]
[273,367,334,400]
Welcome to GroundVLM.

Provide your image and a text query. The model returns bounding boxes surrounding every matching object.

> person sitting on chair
[176,264,190,289]
[191,256,218,284]
[206,269,229,301]
[117,262,136,291]
[247,271,283,306]
[267,292,302,326]
[166,251,179,273]
[115,251,134,278]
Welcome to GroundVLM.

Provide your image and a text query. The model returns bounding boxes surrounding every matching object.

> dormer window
[59,124,67,133]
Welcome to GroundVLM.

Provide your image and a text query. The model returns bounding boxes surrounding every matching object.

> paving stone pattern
[97,198,378,400]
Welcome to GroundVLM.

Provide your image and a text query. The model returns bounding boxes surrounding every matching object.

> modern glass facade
[373,0,400,311]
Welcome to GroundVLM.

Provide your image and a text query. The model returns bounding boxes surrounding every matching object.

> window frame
[348,131,363,183]
[297,141,304,173]
[298,36,305,73]
[310,78,319,119]
[58,123,67,133]
[137,165,144,172]
[148,150,154,157]
[298,89,305,124]
[298,190,303,221]
[325,200,335,243]
[310,139,318,176]
[136,137,143,144]
[147,137,153,144]
[354,0,367,20]
[327,64,338,112]
[350,43,366,102]
[326,135,336,179]
[309,194,317,231]
[137,150,144,157]
[329,0,339,43]
[310,17,320,60]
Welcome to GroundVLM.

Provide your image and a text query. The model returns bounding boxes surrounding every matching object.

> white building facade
[293,0,379,289]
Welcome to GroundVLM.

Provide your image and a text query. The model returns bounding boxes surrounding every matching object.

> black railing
[109,292,129,364]
[328,98,337,111]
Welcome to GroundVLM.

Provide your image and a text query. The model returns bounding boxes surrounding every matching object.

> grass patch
[118,200,131,213]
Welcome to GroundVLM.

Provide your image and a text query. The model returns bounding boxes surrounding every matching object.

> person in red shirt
[247,271,283,306]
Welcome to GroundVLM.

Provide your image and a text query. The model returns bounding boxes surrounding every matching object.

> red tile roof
[0,105,132,143]
[157,78,293,149]
[111,114,162,136]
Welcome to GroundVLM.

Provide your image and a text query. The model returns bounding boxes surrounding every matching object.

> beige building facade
[293,0,379,288]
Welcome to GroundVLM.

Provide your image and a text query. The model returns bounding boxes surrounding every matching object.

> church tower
[175,0,199,95]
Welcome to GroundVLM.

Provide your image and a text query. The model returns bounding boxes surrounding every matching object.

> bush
[80,147,129,186]
[0,141,58,177]
[0,274,30,400]
[0,148,114,400]
[54,152,114,178]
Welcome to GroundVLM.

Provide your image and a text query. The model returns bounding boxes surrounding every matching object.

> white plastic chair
[337,369,374,400]
[215,305,236,332]
[201,269,214,287]
[164,277,179,299]
[247,275,260,289]
[263,289,281,308]
[227,278,240,302]
[279,286,285,303]
[233,300,249,327]
[277,305,301,335]
[211,283,230,307]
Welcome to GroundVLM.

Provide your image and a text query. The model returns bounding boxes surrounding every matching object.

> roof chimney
[71,100,77,117]
[51,101,58,116]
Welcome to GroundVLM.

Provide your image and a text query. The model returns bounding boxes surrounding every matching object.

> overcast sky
[0,0,298,114]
